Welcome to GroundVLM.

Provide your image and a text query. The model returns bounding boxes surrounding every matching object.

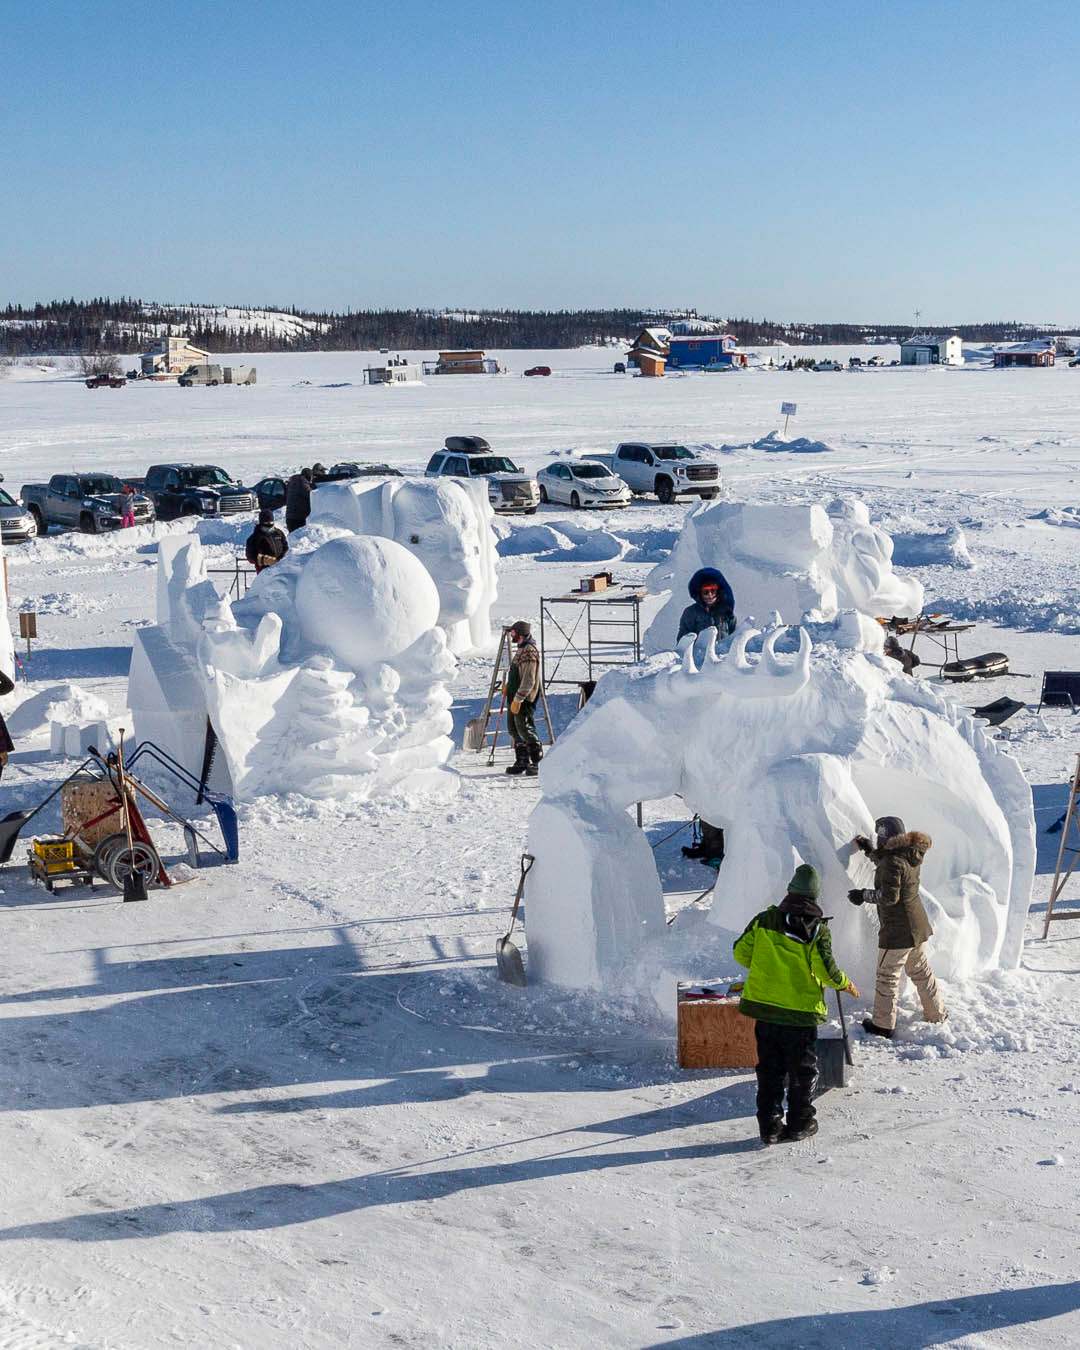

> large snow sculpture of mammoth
[525,617,1034,1005]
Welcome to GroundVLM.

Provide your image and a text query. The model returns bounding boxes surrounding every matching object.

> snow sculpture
[525,617,1034,1009]
[308,477,498,655]
[128,532,457,801]
[645,498,924,654]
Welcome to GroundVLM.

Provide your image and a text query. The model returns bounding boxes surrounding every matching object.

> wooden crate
[61,780,123,849]
[677,987,758,1070]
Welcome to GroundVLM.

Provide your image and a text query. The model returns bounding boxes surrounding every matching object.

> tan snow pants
[873,944,947,1029]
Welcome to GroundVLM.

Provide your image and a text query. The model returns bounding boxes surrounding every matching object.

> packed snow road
[1,351,1079,1347]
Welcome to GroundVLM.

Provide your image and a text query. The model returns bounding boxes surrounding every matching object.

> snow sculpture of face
[295,535,441,669]
[391,480,484,627]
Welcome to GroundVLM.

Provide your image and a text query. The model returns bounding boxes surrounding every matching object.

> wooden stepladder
[473,626,555,766]
[1044,753,1080,938]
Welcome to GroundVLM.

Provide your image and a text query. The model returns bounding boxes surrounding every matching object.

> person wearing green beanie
[733,863,859,1145]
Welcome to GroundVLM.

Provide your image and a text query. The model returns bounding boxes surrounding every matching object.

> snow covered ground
[1,349,1080,1347]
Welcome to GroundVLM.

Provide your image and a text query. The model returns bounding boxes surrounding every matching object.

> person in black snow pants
[678,566,736,868]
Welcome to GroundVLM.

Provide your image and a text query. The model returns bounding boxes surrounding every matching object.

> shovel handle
[835,988,855,1067]
[502,853,535,942]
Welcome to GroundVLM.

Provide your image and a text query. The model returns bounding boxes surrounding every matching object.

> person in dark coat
[677,567,736,644]
[285,468,313,533]
[0,668,14,780]
[245,509,289,573]
[849,815,947,1037]
[678,566,736,867]
[503,620,543,777]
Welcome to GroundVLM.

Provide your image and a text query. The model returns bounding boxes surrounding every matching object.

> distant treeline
[0,297,1070,355]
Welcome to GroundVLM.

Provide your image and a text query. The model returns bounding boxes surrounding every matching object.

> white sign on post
[780,401,797,437]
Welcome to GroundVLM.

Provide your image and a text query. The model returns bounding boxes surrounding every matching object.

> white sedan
[536,460,631,509]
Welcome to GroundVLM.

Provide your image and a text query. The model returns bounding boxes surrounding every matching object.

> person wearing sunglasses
[677,567,735,645]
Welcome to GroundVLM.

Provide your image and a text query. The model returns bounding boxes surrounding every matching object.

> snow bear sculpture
[128,532,457,801]
[525,617,1034,1008]
[308,476,498,655]
[645,498,924,654]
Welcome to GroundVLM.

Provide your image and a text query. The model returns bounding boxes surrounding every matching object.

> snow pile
[7,682,109,739]
[720,430,835,454]
[1032,506,1080,529]
[128,533,458,801]
[645,497,924,653]
[890,525,974,569]
[525,617,1035,1013]
[308,476,497,656]
[495,518,677,565]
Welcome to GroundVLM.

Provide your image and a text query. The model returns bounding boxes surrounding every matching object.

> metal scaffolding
[539,586,645,699]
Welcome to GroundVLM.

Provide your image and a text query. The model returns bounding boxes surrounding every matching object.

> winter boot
[782,1118,819,1143]
[505,745,529,776]
[524,743,543,777]
[759,1118,784,1146]
[862,1018,894,1040]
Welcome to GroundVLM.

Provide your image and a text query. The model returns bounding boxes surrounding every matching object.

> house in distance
[899,333,964,366]
[993,339,1056,368]
[422,350,504,375]
[140,334,212,376]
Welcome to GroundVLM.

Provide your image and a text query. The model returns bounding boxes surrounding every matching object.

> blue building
[664,333,744,371]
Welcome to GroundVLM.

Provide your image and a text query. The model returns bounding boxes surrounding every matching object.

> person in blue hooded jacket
[677,566,736,868]
[677,567,736,645]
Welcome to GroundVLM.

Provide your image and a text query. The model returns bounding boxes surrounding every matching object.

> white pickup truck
[588,443,722,503]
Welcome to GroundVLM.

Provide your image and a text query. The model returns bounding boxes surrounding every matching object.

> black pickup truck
[141,463,257,520]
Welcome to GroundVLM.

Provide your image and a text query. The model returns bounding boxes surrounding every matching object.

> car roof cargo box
[445,435,490,454]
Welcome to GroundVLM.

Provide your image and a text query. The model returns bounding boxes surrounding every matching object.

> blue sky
[6,1,1078,321]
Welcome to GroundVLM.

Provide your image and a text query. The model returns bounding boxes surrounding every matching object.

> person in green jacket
[733,864,859,1144]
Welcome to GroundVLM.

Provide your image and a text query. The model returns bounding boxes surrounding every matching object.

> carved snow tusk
[703,627,720,664]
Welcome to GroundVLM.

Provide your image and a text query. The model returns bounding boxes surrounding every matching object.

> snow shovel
[496,853,534,986]
[815,989,855,1095]
[117,730,148,903]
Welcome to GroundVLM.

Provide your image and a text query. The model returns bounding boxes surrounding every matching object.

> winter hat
[258,508,274,526]
[301,467,313,482]
[875,816,906,844]
[510,620,532,639]
[787,863,821,900]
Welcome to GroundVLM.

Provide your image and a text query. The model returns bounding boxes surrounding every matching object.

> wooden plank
[677,995,758,1070]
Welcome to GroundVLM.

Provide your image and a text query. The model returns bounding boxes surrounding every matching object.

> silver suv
[425,436,540,514]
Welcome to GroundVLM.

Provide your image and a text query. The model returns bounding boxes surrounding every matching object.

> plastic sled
[941,652,1008,682]
[972,696,1025,728]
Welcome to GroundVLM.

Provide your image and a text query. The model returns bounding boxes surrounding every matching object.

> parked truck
[587,442,722,504]
[177,364,257,387]
[140,463,257,519]
[21,474,156,534]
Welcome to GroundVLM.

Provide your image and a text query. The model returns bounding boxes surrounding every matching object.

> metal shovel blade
[123,868,149,903]
[495,934,527,986]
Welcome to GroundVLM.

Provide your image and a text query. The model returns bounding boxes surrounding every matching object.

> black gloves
[848,888,869,906]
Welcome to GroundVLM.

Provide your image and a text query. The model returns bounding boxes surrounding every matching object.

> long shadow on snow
[0,944,727,1117]
[0,1134,758,1244]
[648,1281,1080,1349]
[22,645,132,681]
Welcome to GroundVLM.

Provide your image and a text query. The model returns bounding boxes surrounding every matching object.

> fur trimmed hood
[881,830,932,860]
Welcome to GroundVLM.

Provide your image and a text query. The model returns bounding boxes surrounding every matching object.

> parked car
[85,374,125,389]
[524,366,552,377]
[142,464,256,519]
[814,360,842,372]
[536,461,631,509]
[0,482,38,543]
[314,462,403,484]
[424,436,540,513]
[21,474,155,534]
[590,443,721,504]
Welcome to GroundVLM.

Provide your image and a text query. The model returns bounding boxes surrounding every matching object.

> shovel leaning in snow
[496,853,534,986]
[816,988,855,1095]
[117,730,148,903]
